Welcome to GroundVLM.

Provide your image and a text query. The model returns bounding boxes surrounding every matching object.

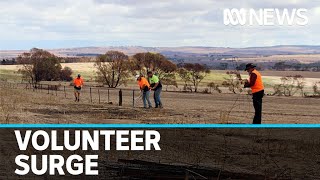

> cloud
[0,0,319,49]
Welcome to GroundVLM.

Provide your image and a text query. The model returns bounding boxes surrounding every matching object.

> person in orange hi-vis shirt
[73,74,84,102]
[136,74,152,108]
[244,63,264,124]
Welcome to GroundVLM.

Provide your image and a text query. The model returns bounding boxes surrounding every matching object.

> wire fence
[0,81,141,108]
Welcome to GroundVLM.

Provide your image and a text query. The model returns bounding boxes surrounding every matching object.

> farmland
[0,79,319,124]
[1,62,320,124]
[1,63,320,93]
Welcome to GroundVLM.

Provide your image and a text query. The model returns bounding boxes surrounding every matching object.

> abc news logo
[223,8,308,26]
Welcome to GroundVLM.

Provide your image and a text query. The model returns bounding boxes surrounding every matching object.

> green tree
[222,71,243,94]
[17,48,67,86]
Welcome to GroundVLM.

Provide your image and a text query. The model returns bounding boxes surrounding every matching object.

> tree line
[17,48,210,92]
[16,48,320,97]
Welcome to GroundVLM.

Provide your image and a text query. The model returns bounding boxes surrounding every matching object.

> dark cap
[245,63,256,71]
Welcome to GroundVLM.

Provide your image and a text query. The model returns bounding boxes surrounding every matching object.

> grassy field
[0,63,320,124]
[1,63,319,94]
[225,54,320,63]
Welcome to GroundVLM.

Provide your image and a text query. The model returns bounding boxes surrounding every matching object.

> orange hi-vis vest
[250,69,264,93]
[138,77,150,90]
[74,78,84,87]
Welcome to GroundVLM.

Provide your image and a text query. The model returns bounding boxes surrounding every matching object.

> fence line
[0,81,139,108]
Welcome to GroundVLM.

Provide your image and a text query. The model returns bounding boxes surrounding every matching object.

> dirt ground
[1,83,319,124]
[0,84,320,179]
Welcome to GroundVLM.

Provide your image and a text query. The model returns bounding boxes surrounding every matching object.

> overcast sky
[1,0,320,49]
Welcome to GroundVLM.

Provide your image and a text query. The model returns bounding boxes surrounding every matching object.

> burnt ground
[0,85,320,179]
[0,84,319,124]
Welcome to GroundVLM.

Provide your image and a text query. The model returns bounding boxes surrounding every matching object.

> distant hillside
[2,45,320,59]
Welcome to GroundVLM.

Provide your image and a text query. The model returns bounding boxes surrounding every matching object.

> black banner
[0,129,319,179]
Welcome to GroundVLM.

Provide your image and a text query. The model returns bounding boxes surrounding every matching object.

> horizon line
[1,44,320,52]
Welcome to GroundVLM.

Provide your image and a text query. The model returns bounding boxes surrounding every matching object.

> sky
[1,0,320,50]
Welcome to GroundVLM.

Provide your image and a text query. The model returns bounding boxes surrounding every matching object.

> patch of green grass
[0,69,21,82]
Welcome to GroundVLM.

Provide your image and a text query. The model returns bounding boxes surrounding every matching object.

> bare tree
[207,82,222,93]
[222,71,243,94]
[177,68,191,91]
[95,51,130,88]
[178,63,210,92]
[272,75,305,97]
[313,82,320,96]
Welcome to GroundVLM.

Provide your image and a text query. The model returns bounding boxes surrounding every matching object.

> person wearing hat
[73,74,84,102]
[244,63,264,124]
[136,74,152,108]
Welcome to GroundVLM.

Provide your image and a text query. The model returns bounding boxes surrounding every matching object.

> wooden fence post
[48,85,50,94]
[119,89,122,106]
[98,89,101,104]
[64,86,66,98]
[108,89,110,103]
[132,90,135,107]
[90,87,92,103]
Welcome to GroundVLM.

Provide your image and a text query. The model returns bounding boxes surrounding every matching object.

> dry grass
[226,54,320,63]
[0,86,22,123]
[0,82,319,124]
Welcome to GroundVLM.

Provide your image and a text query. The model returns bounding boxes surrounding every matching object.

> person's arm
[140,84,145,91]
[137,82,142,91]
[244,73,257,88]
[152,82,159,89]
[81,79,84,87]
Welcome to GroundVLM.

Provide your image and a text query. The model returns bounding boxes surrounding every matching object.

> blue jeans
[143,91,152,108]
[154,87,162,107]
